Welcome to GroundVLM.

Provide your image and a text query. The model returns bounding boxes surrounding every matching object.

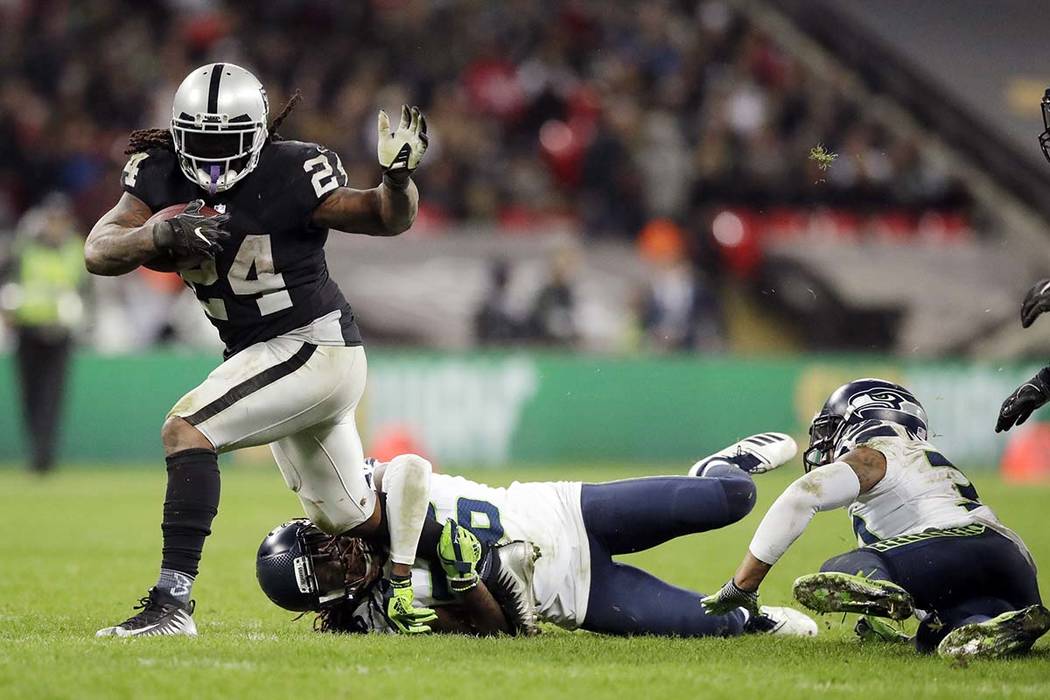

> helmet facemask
[803,410,843,473]
[309,536,389,634]
[312,535,386,611]
[171,113,267,194]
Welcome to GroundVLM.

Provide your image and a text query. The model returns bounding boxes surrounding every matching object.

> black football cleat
[96,587,197,637]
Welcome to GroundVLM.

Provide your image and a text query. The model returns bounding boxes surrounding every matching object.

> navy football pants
[821,526,1041,652]
[579,465,755,637]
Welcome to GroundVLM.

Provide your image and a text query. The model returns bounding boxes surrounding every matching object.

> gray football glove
[701,579,760,616]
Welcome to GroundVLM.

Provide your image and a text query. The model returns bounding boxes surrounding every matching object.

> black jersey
[121,140,362,357]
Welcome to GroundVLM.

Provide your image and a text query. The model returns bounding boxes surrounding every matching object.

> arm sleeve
[381,454,433,566]
[748,461,861,566]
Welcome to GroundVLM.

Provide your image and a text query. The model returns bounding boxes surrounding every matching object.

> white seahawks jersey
[836,421,1027,558]
[368,465,591,628]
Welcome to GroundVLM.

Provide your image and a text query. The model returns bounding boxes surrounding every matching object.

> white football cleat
[489,541,541,637]
[688,433,798,476]
[748,605,819,637]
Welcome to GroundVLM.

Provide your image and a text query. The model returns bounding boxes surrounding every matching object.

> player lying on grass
[255,436,818,637]
[702,378,1049,659]
[86,62,436,637]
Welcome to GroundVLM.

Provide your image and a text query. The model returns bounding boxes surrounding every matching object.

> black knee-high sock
[161,448,220,577]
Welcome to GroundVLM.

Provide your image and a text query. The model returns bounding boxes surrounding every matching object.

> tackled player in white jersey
[701,378,1049,659]
[256,437,818,638]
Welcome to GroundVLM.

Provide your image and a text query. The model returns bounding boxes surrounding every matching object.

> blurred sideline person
[474,259,520,345]
[703,379,1048,660]
[524,249,577,346]
[0,194,85,473]
[636,219,721,352]
[257,436,818,639]
[84,63,437,637]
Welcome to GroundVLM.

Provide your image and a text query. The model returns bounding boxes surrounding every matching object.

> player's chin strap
[209,165,221,195]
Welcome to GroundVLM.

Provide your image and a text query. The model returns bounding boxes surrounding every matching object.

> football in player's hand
[143,203,221,272]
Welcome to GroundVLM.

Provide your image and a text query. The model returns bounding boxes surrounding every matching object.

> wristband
[383,170,411,191]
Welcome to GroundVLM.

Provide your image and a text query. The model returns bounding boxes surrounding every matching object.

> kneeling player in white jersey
[702,378,1049,659]
[256,436,818,638]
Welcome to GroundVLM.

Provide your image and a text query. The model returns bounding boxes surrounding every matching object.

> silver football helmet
[170,63,269,193]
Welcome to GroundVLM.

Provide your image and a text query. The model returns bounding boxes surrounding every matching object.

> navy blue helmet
[256,519,384,613]
[803,378,928,472]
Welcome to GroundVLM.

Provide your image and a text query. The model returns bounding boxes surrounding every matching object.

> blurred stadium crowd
[0,0,975,353]
[0,0,967,231]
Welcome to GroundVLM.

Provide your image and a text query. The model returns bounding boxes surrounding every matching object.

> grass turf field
[1,463,1049,699]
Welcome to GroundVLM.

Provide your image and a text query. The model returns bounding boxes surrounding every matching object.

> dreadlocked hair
[124,90,303,155]
[309,533,388,634]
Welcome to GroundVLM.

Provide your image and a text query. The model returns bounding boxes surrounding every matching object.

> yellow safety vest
[11,239,84,327]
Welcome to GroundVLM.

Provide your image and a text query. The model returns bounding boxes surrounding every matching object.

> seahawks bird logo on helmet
[803,378,929,472]
[170,63,269,194]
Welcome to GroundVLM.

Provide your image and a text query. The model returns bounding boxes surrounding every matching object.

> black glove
[996,367,1050,433]
[152,199,230,259]
[1021,278,1050,328]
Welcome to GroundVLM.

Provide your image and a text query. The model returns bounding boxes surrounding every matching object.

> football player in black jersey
[996,89,1050,434]
[86,63,437,637]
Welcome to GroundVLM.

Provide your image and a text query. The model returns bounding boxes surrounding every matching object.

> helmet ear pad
[256,519,327,612]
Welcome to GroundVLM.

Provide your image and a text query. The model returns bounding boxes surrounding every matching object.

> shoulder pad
[264,140,349,209]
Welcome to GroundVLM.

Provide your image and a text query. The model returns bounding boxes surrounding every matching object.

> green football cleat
[854,615,911,644]
[793,572,914,621]
[937,605,1050,660]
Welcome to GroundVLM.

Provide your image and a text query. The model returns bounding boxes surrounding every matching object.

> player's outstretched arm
[358,454,438,633]
[311,179,418,236]
[703,448,883,615]
[84,193,159,275]
[312,105,428,236]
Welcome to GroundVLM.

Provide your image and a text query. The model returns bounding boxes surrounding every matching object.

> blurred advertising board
[0,352,1038,468]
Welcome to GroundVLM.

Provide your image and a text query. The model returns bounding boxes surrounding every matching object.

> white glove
[377,105,428,187]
